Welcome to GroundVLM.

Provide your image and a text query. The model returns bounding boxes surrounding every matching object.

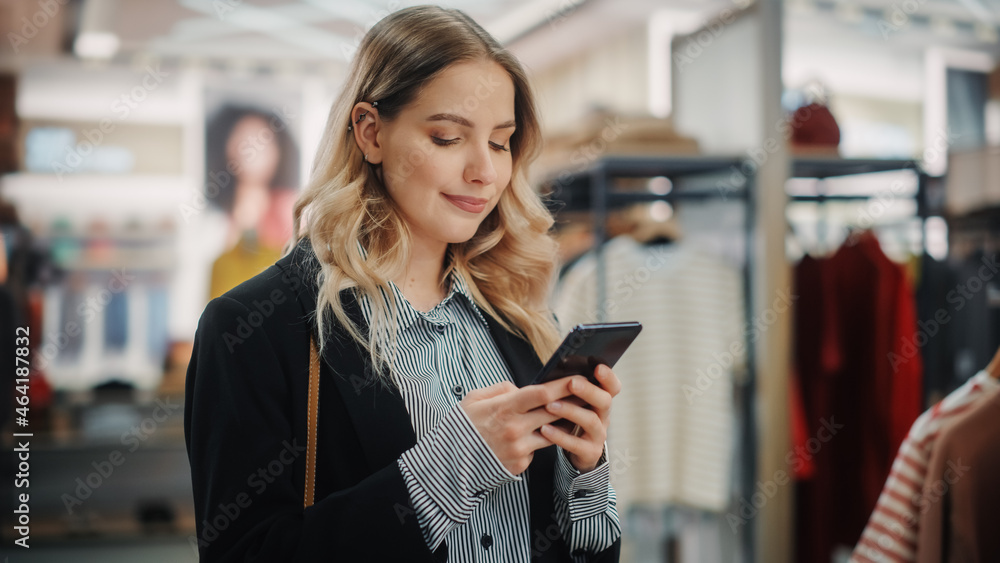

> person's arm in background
[185,295,439,562]
[850,345,1000,563]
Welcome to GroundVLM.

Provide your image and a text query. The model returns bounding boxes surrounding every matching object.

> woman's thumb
[465,380,517,401]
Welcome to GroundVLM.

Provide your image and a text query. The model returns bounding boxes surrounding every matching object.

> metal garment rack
[543,155,758,323]
[787,158,929,249]
[542,154,758,561]
[542,155,928,563]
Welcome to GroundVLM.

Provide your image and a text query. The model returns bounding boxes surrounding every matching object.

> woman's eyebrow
[426,113,516,130]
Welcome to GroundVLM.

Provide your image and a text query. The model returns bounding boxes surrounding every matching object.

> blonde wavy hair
[283,5,561,382]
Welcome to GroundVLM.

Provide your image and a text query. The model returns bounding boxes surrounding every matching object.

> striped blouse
[850,370,1000,562]
[356,249,621,561]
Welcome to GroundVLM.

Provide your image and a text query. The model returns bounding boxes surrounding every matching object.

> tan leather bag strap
[304,335,320,508]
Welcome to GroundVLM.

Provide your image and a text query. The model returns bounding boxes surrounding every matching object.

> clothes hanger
[786,221,806,262]
[630,215,682,245]
[623,202,683,245]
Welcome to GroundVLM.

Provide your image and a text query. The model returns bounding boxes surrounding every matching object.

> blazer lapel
[286,238,416,473]
[289,239,555,530]
[483,312,544,387]
[323,294,419,473]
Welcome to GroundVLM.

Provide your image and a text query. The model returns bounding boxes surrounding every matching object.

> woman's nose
[465,145,498,186]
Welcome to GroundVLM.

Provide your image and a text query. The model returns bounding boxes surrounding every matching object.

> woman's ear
[351,102,383,165]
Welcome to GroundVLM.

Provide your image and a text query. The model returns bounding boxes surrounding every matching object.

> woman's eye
[432,136,509,153]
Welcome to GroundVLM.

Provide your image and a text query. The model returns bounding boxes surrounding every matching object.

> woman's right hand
[460,379,574,475]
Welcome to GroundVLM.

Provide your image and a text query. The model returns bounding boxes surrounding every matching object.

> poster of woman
[202,82,301,299]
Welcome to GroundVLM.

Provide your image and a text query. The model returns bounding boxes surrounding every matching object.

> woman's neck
[231,182,270,231]
[393,239,449,313]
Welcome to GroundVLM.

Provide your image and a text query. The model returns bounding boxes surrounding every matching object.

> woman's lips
[443,194,488,213]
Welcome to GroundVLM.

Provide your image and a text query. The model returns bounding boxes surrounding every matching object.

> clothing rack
[787,158,930,254]
[542,154,758,561]
[541,155,930,563]
[784,158,934,563]
[789,158,926,205]
[543,155,757,322]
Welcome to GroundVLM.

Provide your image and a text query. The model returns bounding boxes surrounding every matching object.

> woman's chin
[437,224,486,245]
[445,233,480,245]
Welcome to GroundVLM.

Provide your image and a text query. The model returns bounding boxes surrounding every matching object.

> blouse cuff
[398,402,521,526]
[553,443,612,521]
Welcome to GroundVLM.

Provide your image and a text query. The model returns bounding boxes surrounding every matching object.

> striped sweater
[850,370,1000,562]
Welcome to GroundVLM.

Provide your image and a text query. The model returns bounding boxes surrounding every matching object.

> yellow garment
[906,252,922,288]
[209,232,282,300]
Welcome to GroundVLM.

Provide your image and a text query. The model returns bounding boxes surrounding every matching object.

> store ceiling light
[648,176,673,195]
[74,0,120,60]
[954,0,996,26]
[486,0,590,44]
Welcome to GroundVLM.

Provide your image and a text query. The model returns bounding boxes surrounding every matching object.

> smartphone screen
[531,321,642,386]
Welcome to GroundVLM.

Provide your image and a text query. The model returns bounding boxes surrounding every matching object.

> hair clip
[347,100,379,131]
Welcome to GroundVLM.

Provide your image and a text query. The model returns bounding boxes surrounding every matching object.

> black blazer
[184,236,621,562]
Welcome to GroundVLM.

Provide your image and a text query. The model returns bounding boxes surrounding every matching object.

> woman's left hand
[539,364,621,473]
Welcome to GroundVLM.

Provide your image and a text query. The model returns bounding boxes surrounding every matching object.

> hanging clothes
[792,252,842,563]
[146,282,169,366]
[915,384,1000,562]
[794,232,924,563]
[916,252,958,406]
[103,289,128,352]
[552,234,745,513]
[950,250,999,386]
[850,370,999,562]
[57,277,87,363]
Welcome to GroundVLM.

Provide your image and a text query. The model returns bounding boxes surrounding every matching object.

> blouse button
[434,324,446,334]
[452,384,464,397]
[480,533,493,549]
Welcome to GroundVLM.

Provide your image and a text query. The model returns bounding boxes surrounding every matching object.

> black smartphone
[531,321,642,386]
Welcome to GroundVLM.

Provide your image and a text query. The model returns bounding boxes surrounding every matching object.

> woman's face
[227,114,281,184]
[366,60,516,252]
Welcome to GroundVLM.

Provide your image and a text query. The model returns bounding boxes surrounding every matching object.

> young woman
[185,5,622,561]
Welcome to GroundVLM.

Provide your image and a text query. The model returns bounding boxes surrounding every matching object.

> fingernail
[549,401,562,410]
